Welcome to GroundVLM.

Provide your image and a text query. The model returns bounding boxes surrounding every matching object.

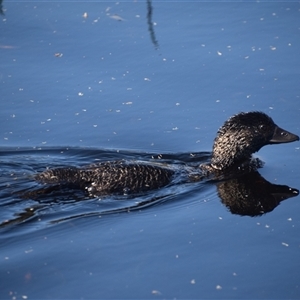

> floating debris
[109,14,125,21]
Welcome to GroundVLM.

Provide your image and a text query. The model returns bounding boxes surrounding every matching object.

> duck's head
[210,111,299,170]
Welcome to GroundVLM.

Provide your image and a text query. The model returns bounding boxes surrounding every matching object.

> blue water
[1,1,300,299]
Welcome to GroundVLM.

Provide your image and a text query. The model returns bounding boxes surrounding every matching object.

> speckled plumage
[211,112,275,170]
[35,161,175,196]
[211,112,299,170]
[35,112,299,196]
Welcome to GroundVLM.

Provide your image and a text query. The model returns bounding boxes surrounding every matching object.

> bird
[35,111,299,197]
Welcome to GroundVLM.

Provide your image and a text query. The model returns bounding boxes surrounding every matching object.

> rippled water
[0,148,211,233]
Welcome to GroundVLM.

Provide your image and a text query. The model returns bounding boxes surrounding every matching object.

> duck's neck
[200,157,264,180]
[210,132,256,170]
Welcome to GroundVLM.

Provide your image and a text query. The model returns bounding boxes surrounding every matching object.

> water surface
[1,1,300,299]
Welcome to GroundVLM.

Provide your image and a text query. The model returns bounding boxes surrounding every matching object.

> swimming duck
[35,111,299,196]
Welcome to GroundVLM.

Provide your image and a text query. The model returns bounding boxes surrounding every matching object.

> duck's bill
[269,125,300,144]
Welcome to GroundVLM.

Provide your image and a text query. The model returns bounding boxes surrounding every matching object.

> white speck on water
[191,279,196,284]
[78,92,84,96]
[287,218,292,221]
[109,14,126,21]
[282,242,289,247]
[216,285,222,290]
[152,290,161,295]
[217,51,222,56]
[144,77,151,81]
[270,46,276,50]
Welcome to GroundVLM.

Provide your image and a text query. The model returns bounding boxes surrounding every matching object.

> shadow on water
[0,147,298,233]
[146,0,159,49]
[0,0,3,15]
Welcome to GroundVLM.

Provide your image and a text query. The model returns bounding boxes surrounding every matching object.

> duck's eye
[259,124,264,130]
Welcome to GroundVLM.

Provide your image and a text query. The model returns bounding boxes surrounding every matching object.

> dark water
[1,1,300,299]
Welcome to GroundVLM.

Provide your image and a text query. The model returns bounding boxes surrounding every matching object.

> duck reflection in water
[217,170,298,216]
[4,112,300,227]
